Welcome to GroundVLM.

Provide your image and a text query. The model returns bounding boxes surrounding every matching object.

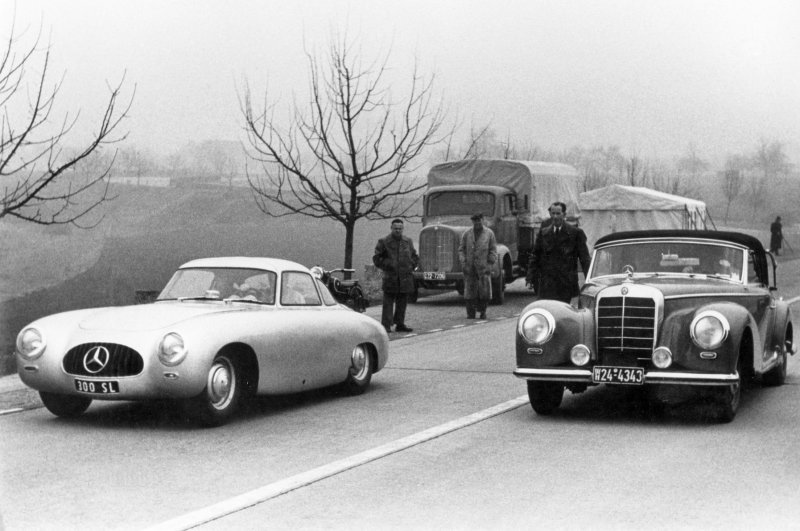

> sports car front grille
[63,342,144,377]
[419,228,458,272]
[597,296,656,364]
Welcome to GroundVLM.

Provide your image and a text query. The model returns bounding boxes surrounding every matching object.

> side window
[316,279,338,306]
[747,252,758,284]
[281,271,322,306]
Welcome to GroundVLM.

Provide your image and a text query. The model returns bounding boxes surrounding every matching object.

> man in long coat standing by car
[373,219,419,334]
[459,213,498,319]
[770,216,783,255]
[526,202,591,303]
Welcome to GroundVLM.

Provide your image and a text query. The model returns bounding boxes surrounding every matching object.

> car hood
[77,302,245,332]
[584,276,747,299]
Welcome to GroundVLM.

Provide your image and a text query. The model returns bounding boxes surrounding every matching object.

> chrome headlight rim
[158,332,188,366]
[690,310,730,350]
[518,308,556,345]
[16,327,46,360]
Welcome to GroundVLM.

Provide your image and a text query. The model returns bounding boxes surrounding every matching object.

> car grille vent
[419,229,457,272]
[597,296,656,362]
[63,342,144,377]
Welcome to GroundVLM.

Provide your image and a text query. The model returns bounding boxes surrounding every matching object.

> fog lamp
[570,344,591,366]
[652,347,673,369]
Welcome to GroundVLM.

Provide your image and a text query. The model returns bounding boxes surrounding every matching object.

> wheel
[713,353,743,423]
[763,327,790,386]
[39,392,92,418]
[183,353,241,427]
[527,381,563,415]
[490,273,505,305]
[455,281,465,296]
[348,285,368,312]
[341,344,373,395]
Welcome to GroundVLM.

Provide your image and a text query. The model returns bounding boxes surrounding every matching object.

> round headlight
[690,311,729,350]
[518,309,555,345]
[570,344,591,366]
[159,332,188,366]
[652,347,673,369]
[16,327,46,360]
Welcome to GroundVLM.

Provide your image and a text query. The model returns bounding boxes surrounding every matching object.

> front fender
[516,299,594,369]
[662,301,757,374]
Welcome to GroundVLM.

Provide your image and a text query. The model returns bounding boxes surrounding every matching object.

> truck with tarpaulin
[412,159,582,304]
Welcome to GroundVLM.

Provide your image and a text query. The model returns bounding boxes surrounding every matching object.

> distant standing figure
[373,219,419,334]
[526,202,591,303]
[770,216,783,255]
[458,212,498,319]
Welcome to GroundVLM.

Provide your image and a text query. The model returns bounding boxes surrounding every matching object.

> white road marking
[0,408,24,416]
[787,295,800,305]
[146,395,530,531]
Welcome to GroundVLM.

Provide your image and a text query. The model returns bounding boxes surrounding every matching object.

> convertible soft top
[595,230,765,253]
[595,230,769,285]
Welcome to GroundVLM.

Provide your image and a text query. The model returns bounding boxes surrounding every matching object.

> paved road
[2,285,800,530]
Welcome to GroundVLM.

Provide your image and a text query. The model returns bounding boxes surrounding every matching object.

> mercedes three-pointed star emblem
[83,346,110,374]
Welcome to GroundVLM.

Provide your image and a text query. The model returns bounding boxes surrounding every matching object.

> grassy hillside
[0,184,421,375]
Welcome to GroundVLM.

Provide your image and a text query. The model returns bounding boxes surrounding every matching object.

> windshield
[590,241,746,282]
[158,267,277,304]
[427,191,495,217]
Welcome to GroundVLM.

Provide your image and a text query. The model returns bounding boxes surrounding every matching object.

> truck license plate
[423,272,445,280]
[591,366,644,385]
[74,379,120,394]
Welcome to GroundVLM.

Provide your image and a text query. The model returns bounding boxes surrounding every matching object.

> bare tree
[240,37,448,269]
[721,154,746,224]
[1,18,132,227]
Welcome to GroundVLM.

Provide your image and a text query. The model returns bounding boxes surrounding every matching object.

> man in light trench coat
[458,212,498,319]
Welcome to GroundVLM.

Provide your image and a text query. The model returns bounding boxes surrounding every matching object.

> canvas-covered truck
[412,159,581,304]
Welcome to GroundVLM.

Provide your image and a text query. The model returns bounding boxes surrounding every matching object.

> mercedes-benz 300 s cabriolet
[15,257,389,426]
[514,230,795,422]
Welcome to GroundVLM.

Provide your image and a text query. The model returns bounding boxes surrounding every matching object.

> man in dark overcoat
[373,218,419,333]
[526,202,591,303]
[770,216,783,255]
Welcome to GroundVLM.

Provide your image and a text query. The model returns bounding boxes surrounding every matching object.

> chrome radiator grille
[63,342,144,377]
[419,228,458,272]
[596,296,656,362]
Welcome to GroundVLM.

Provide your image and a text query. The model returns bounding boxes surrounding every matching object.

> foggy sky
[6,0,800,165]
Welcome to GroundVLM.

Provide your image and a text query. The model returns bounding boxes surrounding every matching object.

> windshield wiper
[223,298,269,305]
[177,296,222,302]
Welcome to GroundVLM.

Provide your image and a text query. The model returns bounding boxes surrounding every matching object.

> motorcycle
[310,266,368,312]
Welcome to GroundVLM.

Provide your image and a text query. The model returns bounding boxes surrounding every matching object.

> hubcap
[207,358,234,409]
[350,346,369,380]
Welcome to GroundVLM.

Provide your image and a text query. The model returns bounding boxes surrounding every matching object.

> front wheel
[183,353,241,427]
[341,344,373,395]
[713,353,743,423]
[762,328,790,386]
[39,392,92,418]
[527,381,563,415]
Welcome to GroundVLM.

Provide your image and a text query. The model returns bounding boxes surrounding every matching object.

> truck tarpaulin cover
[578,184,708,248]
[426,159,581,226]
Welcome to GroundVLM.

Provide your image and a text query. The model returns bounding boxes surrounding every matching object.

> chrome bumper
[513,368,739,386]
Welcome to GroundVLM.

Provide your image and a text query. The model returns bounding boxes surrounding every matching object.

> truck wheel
[490,274,504,305]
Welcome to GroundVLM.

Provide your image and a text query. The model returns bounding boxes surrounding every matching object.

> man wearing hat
[458,212,497,319]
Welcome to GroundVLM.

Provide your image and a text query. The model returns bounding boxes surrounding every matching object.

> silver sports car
[15,257,389,426]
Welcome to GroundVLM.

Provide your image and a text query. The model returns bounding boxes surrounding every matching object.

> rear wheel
[39,392,92,418]
[490,274,505,305]
[348,285,368,312]
[527,381,563,415]
[762,328,790,386]
[341,344,373,395]
[183,353,241,427]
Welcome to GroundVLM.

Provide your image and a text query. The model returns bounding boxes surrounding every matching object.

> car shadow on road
[530,384,755,426]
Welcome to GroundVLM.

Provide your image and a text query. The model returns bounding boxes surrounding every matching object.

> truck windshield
[427,191,495,217]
